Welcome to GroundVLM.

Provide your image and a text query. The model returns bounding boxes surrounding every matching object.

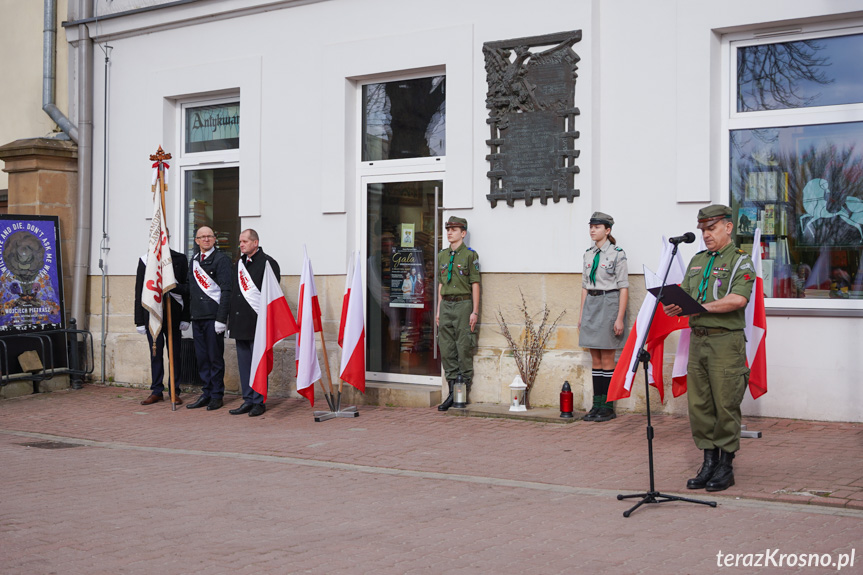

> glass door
[364,176,442,385]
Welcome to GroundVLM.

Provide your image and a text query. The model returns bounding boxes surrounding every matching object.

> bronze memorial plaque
[484,30,582,207]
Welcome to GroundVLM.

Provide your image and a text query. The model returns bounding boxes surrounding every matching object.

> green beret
[589,211,614,227]
[445,216,468,230]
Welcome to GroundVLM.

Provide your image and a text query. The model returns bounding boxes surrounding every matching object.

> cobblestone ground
[0,386,860,574]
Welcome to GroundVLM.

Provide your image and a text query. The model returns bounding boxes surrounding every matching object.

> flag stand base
[314,406,359,422]
[617,241,715,517]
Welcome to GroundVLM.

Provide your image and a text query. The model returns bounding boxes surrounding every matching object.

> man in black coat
[134,244,190,405]
[228,229,281,417]
[186,225,233,411]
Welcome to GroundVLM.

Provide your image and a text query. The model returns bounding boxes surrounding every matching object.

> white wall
[78,0,863,421]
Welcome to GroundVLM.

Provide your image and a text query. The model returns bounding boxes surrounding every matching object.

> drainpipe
[72,0,94,332]
[42,0,91,332]
[42,0,77,142]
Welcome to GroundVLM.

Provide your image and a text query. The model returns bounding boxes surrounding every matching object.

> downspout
[73,0,94,331]
[43,0,77,142]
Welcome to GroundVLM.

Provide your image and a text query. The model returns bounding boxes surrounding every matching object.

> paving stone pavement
[0,385,861,574]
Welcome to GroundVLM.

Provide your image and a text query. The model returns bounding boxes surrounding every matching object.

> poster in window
[0,215,65,332]
[389,248,424,309]
[400,223,415,248]
[737,207,757,235]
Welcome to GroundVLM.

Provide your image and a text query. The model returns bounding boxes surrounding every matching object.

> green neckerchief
[696,251,720,303]
[588,249,600,286]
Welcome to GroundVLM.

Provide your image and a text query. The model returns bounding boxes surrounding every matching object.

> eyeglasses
[196,235,215,240]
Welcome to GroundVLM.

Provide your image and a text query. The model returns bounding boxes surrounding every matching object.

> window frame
[176,93,241,261]
[357,68,447,172]
[179,95,241,162]
[721,20,863,315]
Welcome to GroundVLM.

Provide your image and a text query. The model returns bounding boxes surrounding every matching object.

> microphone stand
[617,240,717,517]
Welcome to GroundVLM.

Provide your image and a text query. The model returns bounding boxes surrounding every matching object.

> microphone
[669,232,696,245]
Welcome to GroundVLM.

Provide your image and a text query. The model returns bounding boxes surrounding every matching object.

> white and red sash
[193,259,221,303]
[237,259,262,314]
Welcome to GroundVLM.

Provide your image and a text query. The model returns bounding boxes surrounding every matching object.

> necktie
[201,253,205,263]
[588,250,600,286]
[696,251,719,303]
[446,251,455,283]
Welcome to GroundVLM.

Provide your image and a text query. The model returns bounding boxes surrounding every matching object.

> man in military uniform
[664,205,755,492]
[436,216,480,411]
[228,229,280,417]
[187,225,233,411]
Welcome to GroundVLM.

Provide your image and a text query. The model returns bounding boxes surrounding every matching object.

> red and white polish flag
[249,261,299,403]
[744,228,768,398]
[295,246,323,406]
[338,251,366,393]
[608,238,689,403]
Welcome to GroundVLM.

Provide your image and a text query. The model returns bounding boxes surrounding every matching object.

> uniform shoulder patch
[614,246,623,252]
[737,249,746,255]
[585,247,593,252]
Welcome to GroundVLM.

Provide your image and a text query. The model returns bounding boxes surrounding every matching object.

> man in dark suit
[228,229,281,417]
[186,225,233,411]
[134,239,190,405]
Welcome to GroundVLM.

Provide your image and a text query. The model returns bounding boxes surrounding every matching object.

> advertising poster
[389,248,425,309]
[0,216,65,332]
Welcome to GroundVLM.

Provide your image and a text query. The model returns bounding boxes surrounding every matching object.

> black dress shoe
[582,406,600,421]
[229,403,253,415]
[206,398,224,411]
[249,404,266,417]
[592,407,616,422]
[186,395,210,409]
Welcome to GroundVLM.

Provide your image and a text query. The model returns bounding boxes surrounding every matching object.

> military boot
[687,448,719,489]
[437,380,455,411]
[706,450,735,492]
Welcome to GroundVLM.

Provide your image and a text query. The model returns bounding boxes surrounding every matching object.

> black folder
[647,284,707,316]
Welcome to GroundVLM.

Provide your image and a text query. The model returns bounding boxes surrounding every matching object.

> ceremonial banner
[250,261,298,403]
[296,247,323,405]
[142,189,177,340]
[339,251,366,393]
[0,216,64,333]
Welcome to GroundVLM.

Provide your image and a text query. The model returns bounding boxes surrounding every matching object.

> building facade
[62,0,863,421]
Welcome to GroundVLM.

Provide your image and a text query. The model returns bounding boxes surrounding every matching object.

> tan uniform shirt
[582,241,629,291]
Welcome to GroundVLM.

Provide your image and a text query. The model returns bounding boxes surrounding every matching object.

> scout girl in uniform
[578,212,629,422]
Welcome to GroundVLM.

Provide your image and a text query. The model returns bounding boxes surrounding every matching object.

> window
[362,76,445,162]
[728,28,863,302]
[184,101,240,153]
[179,97,241,262]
